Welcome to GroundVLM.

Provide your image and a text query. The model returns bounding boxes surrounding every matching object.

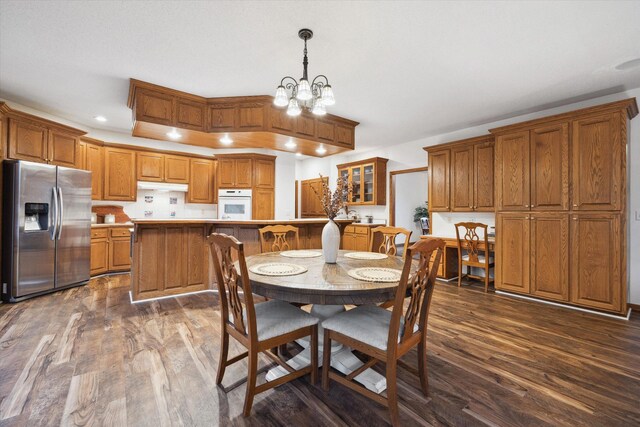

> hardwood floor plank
[55,312,83,365]
[60,371,99,426]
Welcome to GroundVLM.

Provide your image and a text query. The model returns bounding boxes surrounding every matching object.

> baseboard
[628,303,640,313]
[495,291,631,320]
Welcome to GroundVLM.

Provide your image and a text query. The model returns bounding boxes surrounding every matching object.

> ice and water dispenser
[24,202,49,231]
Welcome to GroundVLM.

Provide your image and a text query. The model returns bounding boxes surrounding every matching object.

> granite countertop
[91,222,134,228]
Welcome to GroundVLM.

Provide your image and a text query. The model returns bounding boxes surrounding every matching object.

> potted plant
[311,174,352,263]
[413,201,429,234]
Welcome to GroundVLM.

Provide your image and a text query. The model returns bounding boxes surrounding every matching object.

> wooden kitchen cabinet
[104,147,136,201]
[109,237,132,271]
[495,131,530,211]
[495,213,530,294]
[135,89,174,126]
[253,188,275,220]
[300,177,328,217]
[570,213,622,312]
[341,225,371,251]
[336,157,388,206]
[235,159,252,187]
[427,149,450,211]
[90,226,131,276]
[48,130,78,167]
[218,158,252,188]
[530,123,569,210]
[572,113,622,211]
[137,151,164,181]
[82,139,104,200]
[164,155,190,183]
[474,141,495,211]
[254,158,275,188]
[187,158,216,204]
[450,145,474,211]
[90,229,109,276]
[176,99,206,131]
[530,213,570,302]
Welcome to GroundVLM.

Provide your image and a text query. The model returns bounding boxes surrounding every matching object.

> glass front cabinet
[337,157,388,206]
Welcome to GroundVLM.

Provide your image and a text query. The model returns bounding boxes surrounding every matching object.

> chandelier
[273,29,335,116]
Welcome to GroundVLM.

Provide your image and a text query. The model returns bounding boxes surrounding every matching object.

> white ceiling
[1,1,640,152]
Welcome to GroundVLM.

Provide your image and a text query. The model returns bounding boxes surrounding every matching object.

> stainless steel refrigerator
[2,160,91,302]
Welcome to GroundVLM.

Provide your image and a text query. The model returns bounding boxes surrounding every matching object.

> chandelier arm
[311,75,330,86]
[280,76,298,87]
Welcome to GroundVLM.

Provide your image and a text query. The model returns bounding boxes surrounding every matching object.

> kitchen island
[130,218,353,301]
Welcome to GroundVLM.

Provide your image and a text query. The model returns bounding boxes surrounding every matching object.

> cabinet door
[165,155,190,184]
[496,131,530,211]
[572,113,622,211]
[451,146,474,211]
[176,99,206,131]
[474,142,494,211]
[350,166,363,204]
[270,107,295,133]
[136,89,174,126]
[109,237,132,271]
[104,147,136,201]
[495,213,530,293]
[296,115,316,138]
[253,188,274,220]
[235,159,252,187]
[342,233,356,250]
[209,105,236,131]
[48,130,77,168]
[339,169,350,203]
[530,123,569,210]
[8,119,48,163]
[530,214,569,301]
[90,239,108,275]
[218,159,236,188]
[362,163,375,204]
[86,144,104,200]
[77,141,86,170]
[254,159,275,188]
[137,152,164,182]
[355,234,369,252]
[428,150,450,211]
[187,159,216,204]
[238,104,264,130]
[570,213,622,312]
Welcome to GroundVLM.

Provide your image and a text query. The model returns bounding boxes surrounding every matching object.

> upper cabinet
[164,155,189,183]
[6,113,85,167]
[128,79,358,157]
[79,137,104,200]
[336,157,388,206]
[425,135,494,213]
[136,152,190,184]
[218,157,252,188]
[187,158,217,204]
[104,147,137,201]
[301,177,328,218]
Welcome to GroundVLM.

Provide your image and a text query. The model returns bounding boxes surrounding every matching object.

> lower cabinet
[253,188,275,220]
[341,225,371,251]
[496,212,623,313]
[90,227,132,276]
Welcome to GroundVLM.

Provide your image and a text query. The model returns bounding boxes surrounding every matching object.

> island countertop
[131,218,352,226]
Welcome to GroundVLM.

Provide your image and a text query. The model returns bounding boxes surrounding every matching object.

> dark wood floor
[0,274,639,426]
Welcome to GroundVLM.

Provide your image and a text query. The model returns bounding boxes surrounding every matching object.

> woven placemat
[249,263,308,276]
[280,250,323,258]
[344,252,388,260]
[347,267,402,283]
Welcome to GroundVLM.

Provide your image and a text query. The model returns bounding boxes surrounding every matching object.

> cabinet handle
[573,204,578,207]
[525,204,530,208]
[573,217,578,220]
[530,204,535,207]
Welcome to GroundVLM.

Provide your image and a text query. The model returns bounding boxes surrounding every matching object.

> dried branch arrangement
[311,174,353,220]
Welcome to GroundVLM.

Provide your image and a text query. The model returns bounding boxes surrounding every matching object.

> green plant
[413,201,429,222]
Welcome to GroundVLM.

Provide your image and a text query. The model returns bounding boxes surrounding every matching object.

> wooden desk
[421,235,495,280]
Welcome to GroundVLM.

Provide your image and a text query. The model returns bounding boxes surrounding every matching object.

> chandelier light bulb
[321,85,335,106]
[274,85,288,106]
[287,98,302,116]
[311,98,326,116]
[296,79,312,101]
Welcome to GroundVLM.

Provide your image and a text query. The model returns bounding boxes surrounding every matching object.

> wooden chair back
[370,226,412,257]
[208,233,256,339]
[258,225,300,253]
[388,237,445,351]
[454,222,489,264]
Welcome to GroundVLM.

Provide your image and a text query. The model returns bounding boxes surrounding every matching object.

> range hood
[137,181,189,192]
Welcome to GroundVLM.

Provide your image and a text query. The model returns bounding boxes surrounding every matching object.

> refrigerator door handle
[57,187,64,240]
[51,186,59,241]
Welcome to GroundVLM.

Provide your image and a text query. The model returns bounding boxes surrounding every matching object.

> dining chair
[321,237,445,427]
[258,225,300,253]
[454,222,494,292]
[370,226,412,258]
[208,233,319,417]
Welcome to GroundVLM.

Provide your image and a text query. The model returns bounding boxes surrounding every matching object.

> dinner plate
[280,250,323,258]
[347,267,402,283]
[249,262,308,276]
[344,252,388,260]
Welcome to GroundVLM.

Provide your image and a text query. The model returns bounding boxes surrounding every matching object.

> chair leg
[322,330,332,391]
[386,360,400,427]
[417,340,429,397]
[457,260,462,287]
[216,328,229,385]
[242,350,258,417]
[310,325,318,385]
[484,265,489,292]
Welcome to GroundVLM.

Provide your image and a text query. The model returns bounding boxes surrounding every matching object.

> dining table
[244,249,417,394]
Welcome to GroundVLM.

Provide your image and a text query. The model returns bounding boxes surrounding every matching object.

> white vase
[322,219,340,263]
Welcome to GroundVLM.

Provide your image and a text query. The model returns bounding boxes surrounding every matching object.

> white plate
[348,267,402,283]
[344,252,388,260]
[280,250,323,258]
[249,263,308,276]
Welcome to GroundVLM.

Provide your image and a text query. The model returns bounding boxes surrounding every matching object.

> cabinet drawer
[110,227,131,238]
[344,225,356,234]
[91,228,108,239]
[353,226,369,235]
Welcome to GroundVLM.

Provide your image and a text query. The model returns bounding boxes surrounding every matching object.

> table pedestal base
[265,305,387,394]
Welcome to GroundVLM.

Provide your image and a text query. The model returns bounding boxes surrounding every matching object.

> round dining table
[244,249,417,394]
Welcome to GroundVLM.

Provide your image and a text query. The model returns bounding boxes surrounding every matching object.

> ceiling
[1,1,640,152]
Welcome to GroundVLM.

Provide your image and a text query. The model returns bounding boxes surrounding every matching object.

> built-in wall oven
[218,189,252,220]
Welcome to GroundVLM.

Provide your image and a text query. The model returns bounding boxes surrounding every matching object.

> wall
[0,98,298,220]
[297,88,640,304]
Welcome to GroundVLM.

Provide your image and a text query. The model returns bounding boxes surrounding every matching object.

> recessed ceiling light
[615,58,640,71]
[295,152,303,157]
[315,145,327,155]
[220,134,233,145]
[166,128,182,139]
[285,139,297,149]
[93,115,107,122]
